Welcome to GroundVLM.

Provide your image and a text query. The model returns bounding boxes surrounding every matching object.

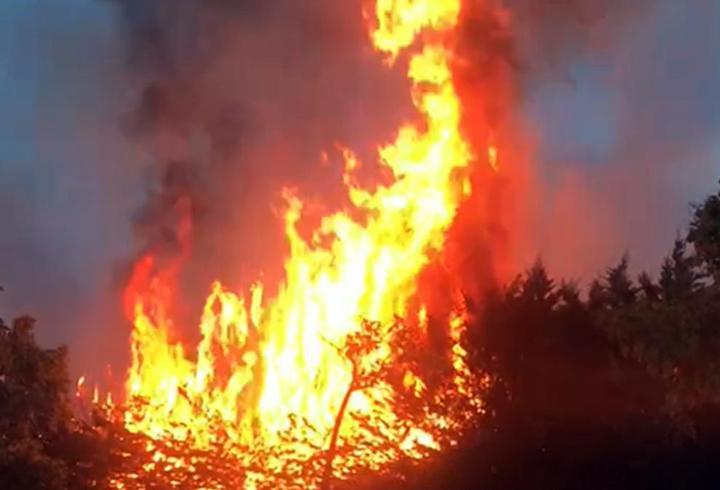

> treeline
[468,182,720,440]
[1,183,719,489]
[390,182,720,489]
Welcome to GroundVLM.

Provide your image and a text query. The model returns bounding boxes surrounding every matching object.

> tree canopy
[1,182,719,488]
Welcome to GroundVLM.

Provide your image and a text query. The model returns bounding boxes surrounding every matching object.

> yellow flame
[371,0,461,61]
[122,0,477,479]
[488,144,499,171]
[76,375,85,398]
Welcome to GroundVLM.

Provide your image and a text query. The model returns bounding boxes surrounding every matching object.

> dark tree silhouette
[605,255,638,308]
[0,316,72,489]
[659,239,702,301]
[2,183,720,490]
[688,181,720,282]
[638,271,660,302]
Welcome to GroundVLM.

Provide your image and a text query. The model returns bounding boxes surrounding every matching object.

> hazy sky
[0,0,718,374]
[0,0,143,372]
[521,0,720,279]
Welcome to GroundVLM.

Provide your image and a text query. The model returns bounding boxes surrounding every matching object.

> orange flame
[121,0,487,479]
[488,144,499,171]
[76,375,86,398]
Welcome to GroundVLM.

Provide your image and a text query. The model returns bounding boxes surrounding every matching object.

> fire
[76,375,86,398]
[120,0,489,484]
[371,0,461,60]
[488,144,499,171]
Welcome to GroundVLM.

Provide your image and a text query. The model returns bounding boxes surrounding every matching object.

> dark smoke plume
[112,0,712,306]
[107,0,413,329]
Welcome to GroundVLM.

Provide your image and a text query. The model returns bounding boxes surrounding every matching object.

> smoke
[1,0,411,374]
[0,0,140,375]
[449,0,720,289]
[108,0,416,330]
[2,0,718,376]
[522,0,720,281]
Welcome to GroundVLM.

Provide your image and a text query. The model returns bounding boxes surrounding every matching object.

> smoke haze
[0,0,718,376]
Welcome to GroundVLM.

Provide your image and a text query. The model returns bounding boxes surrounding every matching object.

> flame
[488,144,499,171]
[76,375,86,398]
[121,0,487,482]
[371,0,461,61]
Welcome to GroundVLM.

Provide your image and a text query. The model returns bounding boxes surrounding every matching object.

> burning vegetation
[107,1,489,487]
[3,1,720,489]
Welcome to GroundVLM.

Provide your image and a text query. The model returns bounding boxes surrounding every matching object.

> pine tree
[605,255,637,308]
[688,184,720,283]
[659,239,701,301]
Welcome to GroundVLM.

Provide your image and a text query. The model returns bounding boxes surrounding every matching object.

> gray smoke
[107,0,415,330]
[1,0,717,377]
[514,0,720,281]
[450,0,719,283]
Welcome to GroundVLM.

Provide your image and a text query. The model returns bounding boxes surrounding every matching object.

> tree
[519,259,556,306]
[556,280,583,310]
[659,239,701,301]
[321,320,394,490]
[605,255,637,308]
[0,316,71,489]
[588,279,608,311]
[599,237,720,438]
[638,272,660,302]
[688,181,720,282]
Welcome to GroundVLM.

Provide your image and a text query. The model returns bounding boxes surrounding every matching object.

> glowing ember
[488,145,499,172]
[76,375,86,398]
[119,0,489,486]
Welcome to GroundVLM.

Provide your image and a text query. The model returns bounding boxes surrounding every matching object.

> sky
[0,0,718,375]
[0,0,143,371]
[520,0,720,279]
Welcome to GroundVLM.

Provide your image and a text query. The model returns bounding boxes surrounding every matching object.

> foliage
[0,316,72,489]
[688,181,720,282]
[2,184,720,488]
[0,315,111,488]
[599,244,720,437]
[467,259,627,440]
[82,316,482,489]
[603,181,718,429]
